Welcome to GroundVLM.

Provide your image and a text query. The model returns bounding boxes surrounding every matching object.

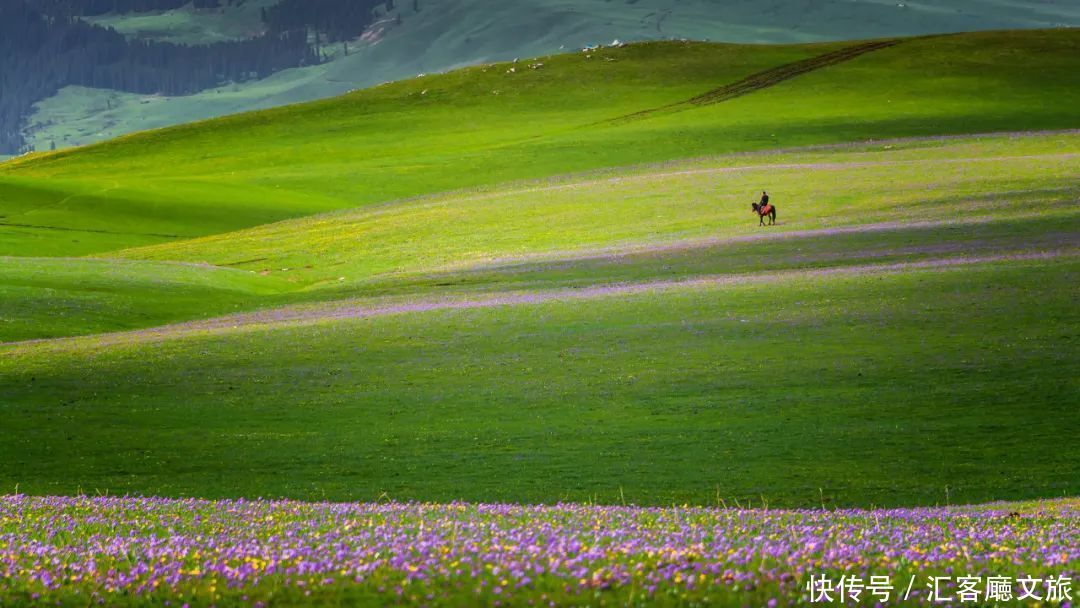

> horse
[751,202,777,226]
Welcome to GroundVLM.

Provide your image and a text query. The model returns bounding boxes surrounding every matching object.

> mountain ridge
[10,0,1080,156]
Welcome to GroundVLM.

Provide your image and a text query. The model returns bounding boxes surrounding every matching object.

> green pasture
[6,30,1080,260]
[0,173,346,257]
[23,0,1080,151]
[339,213,1080,300]
[2,259,1077,506]
[3,211,1075,343]
[5,39,828,255]
[115,132,1080,287]
[0,257,289,343]
[0,30,1077,510]
[1,132,1076,342]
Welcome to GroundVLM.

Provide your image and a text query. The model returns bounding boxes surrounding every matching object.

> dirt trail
[612,40,903,123]
[416,152,1077,213]
[437,214,1073,271]
[302,130,1079,220]
[4,250,1073,352]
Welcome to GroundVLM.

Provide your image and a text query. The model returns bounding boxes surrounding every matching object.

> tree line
[37,0,223,18]
[265,0,392,43]
[1,0,390,154]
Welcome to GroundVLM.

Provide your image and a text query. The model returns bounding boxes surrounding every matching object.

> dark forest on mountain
[0,0,388,154]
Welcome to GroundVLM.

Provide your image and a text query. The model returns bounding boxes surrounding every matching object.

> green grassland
[4,38,836,254]
[1,140,1077,506]
[2,258,1076,506]
[0,257,290,342]
[23,0,1080,151]
[2,131,1077,342]
[113,132,1080,287]
[6,30,1080,259]
[0,30,1078,509]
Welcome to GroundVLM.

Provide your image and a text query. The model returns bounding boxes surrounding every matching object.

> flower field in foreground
[1,496,1076,606]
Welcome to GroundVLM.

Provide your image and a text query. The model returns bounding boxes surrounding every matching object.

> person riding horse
[752,191,776,226]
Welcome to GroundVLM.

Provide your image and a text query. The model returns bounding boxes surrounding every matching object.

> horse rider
[756,194,773,218]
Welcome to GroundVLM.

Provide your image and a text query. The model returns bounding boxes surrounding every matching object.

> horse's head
[751,202,759,212]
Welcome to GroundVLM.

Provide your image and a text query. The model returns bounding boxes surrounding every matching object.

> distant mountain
[0,0,400,154]
[5,0,1080,155]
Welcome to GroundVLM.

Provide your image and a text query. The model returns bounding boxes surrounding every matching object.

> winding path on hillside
[421,152,1077,213]
[412,212,1079,273]
[610,39,904,123]
[4,248,1073,352]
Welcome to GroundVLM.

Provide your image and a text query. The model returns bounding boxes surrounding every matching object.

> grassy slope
[0,174,346,256]
[113,133,1080,287]
[2,259,1076,506]
[1,133,1078,506]
[2,132,1077,342]
[3,40,829,254]
[0,257,289,342]
[23,0,1080,151]
[0,31,1077,508]
[5,30,1080,259]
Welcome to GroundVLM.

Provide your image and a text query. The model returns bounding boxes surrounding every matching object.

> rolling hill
[16,0,1080,154]
[5,29,1079,259]
[1,28,1078,509]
